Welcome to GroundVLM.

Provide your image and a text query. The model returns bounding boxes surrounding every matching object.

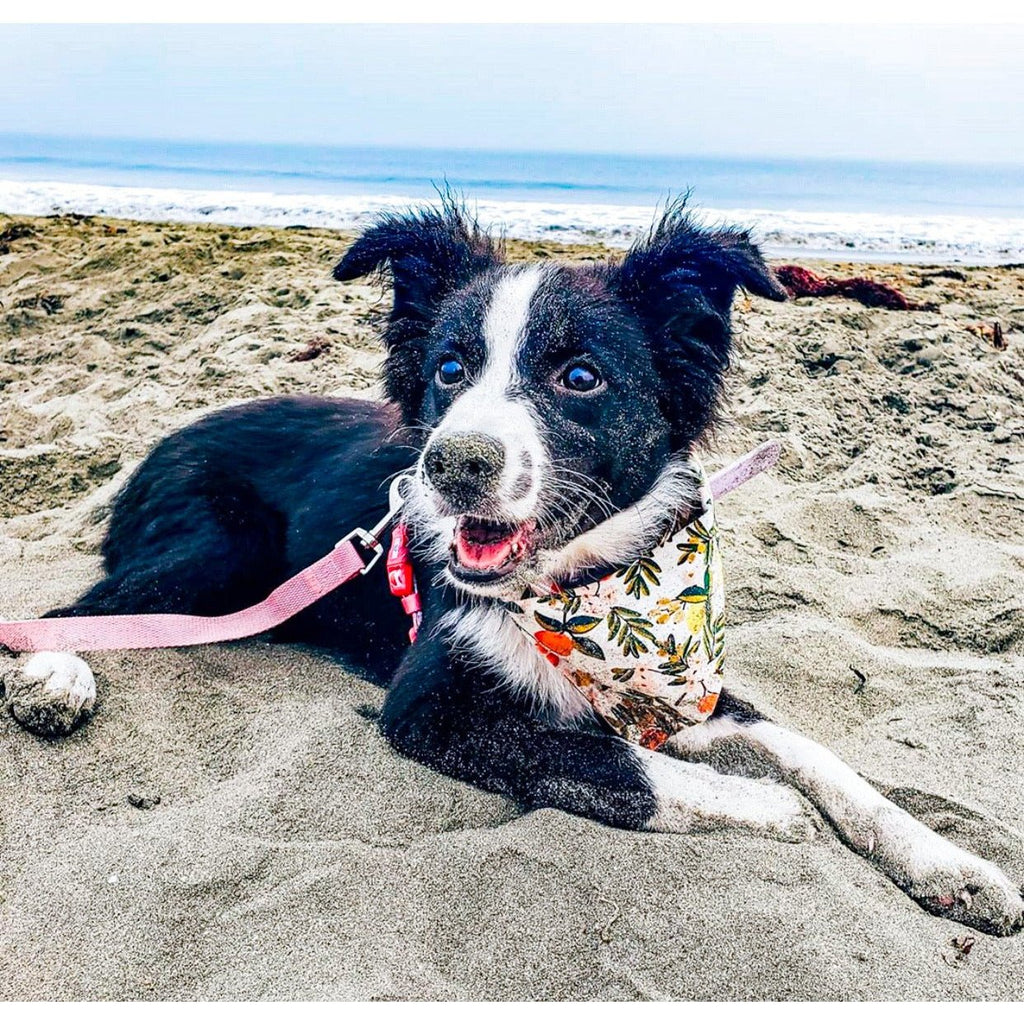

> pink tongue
[455,531,514,571]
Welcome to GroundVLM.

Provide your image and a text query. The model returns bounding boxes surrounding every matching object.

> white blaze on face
[424,265,547,521]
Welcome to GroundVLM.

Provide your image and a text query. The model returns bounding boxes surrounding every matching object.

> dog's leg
[1,567,185,739]
[2,479,292,740]
[391,711,817,841]
[381,641,818,842]
[666,708,1024,935]
[3,525,284,738]
[1,602,98,736]
[630,742,818,841]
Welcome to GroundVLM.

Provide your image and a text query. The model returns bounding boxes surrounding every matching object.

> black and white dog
[6,202,1022,935]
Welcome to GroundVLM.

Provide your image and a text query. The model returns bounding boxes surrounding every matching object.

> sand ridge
[1,213,1022,999]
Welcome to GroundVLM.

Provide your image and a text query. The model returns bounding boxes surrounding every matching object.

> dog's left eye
[437,356,466,386]
[560,362,602,393]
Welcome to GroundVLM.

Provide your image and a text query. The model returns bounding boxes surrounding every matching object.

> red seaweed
[775,264,921,310]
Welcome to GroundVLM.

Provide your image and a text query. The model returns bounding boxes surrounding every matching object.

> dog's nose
[423,433,505,507]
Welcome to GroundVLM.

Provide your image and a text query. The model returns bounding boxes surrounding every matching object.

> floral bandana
[508,460,725,751]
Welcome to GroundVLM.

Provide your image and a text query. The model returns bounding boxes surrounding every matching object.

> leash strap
[710,438,782,501]
[0,443,781,655]
[0,539,371,653]
[0,474,415,654]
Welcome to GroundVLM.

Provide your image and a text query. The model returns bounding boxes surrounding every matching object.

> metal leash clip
[336,473,415,575]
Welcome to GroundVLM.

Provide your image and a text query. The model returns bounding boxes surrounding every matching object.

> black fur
[333,202,499,419]
[46,397,414,681]
[45,201,785,830]
[382,629,657,828]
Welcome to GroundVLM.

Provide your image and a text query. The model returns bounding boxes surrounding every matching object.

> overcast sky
[1,23,1021,164]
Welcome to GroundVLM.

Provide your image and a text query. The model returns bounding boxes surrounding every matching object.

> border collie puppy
[6,202,1022,935]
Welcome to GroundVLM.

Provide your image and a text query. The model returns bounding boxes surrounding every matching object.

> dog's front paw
[2,652,96,737]
[645,753,821,842]
[906,850,1024,937]
[865,807,1024,935]
[745,781,821,844]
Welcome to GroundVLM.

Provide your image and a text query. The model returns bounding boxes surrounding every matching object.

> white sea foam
[1,178,1021,264]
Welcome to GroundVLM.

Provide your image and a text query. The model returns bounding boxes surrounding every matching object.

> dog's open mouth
[449,516,536,582]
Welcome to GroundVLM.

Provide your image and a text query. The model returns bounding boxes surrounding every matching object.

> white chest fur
[436,604,596,724]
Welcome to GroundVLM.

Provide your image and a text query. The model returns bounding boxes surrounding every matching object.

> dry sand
[1,213,1022,1000]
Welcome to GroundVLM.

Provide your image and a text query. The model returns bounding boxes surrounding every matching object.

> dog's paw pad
[3,652,96,737]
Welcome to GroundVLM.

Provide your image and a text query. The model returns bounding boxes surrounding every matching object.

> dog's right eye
[437,356,466,386]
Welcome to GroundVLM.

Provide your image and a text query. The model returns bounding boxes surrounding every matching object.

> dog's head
[335,199,785,598]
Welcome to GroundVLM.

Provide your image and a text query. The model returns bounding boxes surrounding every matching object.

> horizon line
[2,130,1023,173]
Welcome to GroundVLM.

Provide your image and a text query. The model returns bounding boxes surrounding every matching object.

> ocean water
[0,134,1021,263]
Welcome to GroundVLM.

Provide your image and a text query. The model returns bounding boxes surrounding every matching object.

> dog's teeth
[958,889,974,908]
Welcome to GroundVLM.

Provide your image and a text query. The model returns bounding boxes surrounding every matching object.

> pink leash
[0,494,407,654]
[0,440,781,655]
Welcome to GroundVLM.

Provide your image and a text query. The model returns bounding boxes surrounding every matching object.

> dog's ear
[333,201,499,419]
[333,202,499,329]
[613,204,786,371]
[611,204,786,447]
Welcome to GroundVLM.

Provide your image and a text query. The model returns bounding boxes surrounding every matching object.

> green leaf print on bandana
[510,458,726,751]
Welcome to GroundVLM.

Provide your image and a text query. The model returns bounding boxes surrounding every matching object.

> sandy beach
[1,211,1022,1000]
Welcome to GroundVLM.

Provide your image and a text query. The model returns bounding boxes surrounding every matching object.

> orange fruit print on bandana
[508,459,725,751]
